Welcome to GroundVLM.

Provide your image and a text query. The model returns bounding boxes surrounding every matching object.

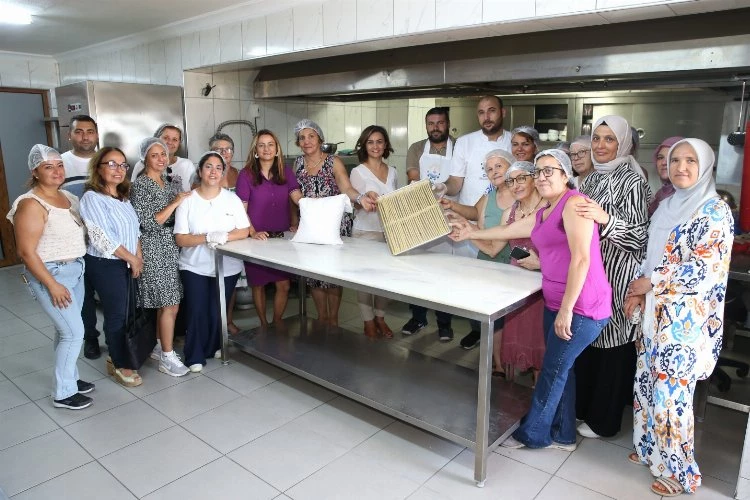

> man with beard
[61,115,102,359]
[401,107,456,341]
[445,96,512,256]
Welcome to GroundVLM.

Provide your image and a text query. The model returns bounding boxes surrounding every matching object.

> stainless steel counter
[214,236,541,487]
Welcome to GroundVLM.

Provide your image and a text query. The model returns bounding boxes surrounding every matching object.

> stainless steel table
[214,236,541,486]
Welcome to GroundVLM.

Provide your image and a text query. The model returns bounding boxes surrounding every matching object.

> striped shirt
[79,191,140,259]
[579,164,652,348]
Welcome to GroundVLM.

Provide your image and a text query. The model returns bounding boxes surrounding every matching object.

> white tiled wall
[0,52,58,115]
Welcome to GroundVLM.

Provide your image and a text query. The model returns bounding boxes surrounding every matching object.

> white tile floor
[0,263,745,499]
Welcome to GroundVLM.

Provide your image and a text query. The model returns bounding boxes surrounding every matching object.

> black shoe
[83,339,101,359]
[460,330,481,350]
[401,318,427,335]
[438,327,454,342]
[53,392,93,410]
[77,380,95,394]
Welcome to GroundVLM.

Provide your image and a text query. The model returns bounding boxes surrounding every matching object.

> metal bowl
[321,142,344,154]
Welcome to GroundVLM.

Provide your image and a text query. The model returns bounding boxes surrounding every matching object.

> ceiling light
[0,3,33,25]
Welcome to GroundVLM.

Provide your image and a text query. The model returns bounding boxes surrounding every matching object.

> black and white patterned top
[579,164,652,348]
[130,175,183,308]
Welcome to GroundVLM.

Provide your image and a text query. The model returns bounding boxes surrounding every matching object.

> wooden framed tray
[377,179,451,255]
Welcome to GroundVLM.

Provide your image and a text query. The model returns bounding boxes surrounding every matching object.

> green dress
[477,188,511,264]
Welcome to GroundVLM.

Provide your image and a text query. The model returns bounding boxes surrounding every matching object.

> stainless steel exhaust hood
[252,9,750,100]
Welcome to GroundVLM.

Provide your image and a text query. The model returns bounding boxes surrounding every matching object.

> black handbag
[124,277,157,369]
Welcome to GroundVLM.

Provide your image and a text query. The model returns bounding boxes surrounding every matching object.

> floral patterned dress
[633,197,733,493]
[294,154,353,289]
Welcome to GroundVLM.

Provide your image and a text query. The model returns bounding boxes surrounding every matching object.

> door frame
[0,87,53,267]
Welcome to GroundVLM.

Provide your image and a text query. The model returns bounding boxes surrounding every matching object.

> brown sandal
[374,317,393,339]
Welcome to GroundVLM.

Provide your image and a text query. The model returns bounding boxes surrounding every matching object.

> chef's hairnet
[293,119,325,143]
[484,149,516,167]
[154,123,182,141]
[534,149,574,180]
[504,161,535,180]
[511,126,540,149]
[139,137,169,162]
[28,144,62,171]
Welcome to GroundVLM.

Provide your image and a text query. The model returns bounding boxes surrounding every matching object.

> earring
[254,153,259,158]
[275,152,279,157]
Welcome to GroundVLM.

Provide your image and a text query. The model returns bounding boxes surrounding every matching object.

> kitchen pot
[321,141,344,154]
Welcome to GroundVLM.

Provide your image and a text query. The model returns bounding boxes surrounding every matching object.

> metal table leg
[474,315,493,487]
[215,252,229,365]
[298,276,307,317]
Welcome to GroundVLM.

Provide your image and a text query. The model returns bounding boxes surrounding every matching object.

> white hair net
[504,160,535,180]
[511,126,541,149]
[294,119,325,143]
[139,137,169,162]
[484,149,516,167]
[534,149,574,180]
[570,135,591,149]
[28,144,61,171]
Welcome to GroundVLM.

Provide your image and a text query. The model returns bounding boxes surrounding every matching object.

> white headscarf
[642,138,718,276]
[591,115,646,179]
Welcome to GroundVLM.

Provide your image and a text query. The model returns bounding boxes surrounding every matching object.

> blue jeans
[23,258,85,400]
[84,255,133,369]
[513,307,609,448]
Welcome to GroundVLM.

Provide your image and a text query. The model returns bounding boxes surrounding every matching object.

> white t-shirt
[131,156,195,193]
[174,189,250,277]
[449,129,512,206]
[350,164,398,232]
[61,151,93,199]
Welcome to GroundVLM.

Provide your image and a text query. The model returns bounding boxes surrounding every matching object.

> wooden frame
[0,87,53,267]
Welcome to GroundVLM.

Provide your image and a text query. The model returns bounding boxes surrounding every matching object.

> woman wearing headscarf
[625,138,732,496]
[130,137,191,377]
[293,119,376,326]
[648,136,684,216]
[573,115,652,439]
[7,145,95,409]
[451,149,611,451]
[510,126,540,162]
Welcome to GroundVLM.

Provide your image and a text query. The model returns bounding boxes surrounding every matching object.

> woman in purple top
[451,149,611,451]
[236,129,303,327]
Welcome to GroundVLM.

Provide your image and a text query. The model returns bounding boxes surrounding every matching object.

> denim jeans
[23,258,85,400]
[409,304,452,328]
[513,307,609,448]
[84,255,133,369]
[82,276,100,340]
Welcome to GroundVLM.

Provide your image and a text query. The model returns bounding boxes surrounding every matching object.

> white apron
[418,139,462,256]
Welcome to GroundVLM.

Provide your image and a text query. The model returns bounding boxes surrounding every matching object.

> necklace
[304,155,325,172]
[518,195,545,218]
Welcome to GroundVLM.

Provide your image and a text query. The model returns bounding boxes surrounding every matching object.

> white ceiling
[0,0,267,55]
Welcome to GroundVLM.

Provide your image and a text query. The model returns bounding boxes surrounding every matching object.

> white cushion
[292,194,353,245]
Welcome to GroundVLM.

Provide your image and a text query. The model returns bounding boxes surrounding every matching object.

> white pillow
[292,194,353,245]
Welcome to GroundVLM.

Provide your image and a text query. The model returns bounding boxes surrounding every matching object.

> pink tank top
[530,189,611,320]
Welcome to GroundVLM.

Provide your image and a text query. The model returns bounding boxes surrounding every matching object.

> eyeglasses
[531,166,566,178]
[569,149,590,160]
[504,174,532,187]
[213,147,233,154]
[100,161,129,171]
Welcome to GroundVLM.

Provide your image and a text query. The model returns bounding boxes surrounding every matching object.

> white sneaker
[501,436,525,449]
[214,349,222,359]
[188,363,203,373]
[150,342,162,361]
[159,351,189,377]
[577,422,601,439]
[549,441,577,452]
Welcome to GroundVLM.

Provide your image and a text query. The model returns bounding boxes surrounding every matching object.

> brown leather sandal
[374,317,393,339]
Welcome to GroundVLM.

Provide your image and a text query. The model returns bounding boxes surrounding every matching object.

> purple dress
[236,166,300,286]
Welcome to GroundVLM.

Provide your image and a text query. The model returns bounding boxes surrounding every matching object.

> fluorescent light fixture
[0,3,33,25]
